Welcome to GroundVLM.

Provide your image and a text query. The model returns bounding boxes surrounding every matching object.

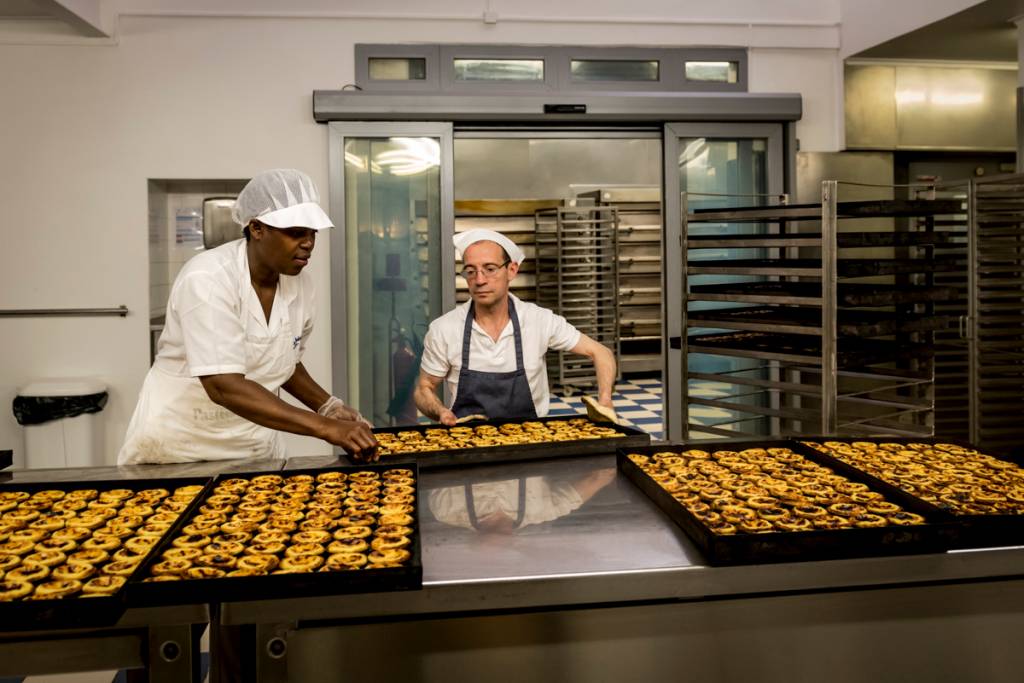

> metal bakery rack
[576,187,664,374]
[964,174,1024,453]
[904,173,1024,454]
[535,205,621,392]
[914,181,971,443]
[681,180,968,439]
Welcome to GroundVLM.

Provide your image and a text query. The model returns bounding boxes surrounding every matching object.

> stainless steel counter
[223,453,1024,683]
[0,456,284,483]
[226,453,1024,623]
[0,459,271,682]
[0,604,209,682]
[6,453,1024,682]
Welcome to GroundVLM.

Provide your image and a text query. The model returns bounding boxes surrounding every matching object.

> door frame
[327,121,455,406]
[662,122,787,442]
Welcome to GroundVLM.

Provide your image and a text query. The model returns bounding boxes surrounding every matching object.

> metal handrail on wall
[0,306,129,318]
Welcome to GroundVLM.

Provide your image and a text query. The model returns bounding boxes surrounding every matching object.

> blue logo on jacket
[293,336,302,349]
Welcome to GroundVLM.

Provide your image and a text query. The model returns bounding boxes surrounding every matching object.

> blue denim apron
[450,298,538,421]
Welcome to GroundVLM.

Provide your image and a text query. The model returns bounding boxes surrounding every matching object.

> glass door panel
[329,123,454,427]
[663,123,785,441]
[682,138,768,436]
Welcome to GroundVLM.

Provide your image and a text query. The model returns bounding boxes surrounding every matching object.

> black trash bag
[12,392,108,426]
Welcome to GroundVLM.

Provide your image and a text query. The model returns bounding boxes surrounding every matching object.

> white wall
[750,48,844,151]
[0,13,846,465]
[839,0,986,58]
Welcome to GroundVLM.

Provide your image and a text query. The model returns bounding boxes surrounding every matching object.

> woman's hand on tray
[321,419,379,461]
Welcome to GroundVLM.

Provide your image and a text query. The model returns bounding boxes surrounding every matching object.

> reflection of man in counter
[414,229,617,425]
[428,468,617,534]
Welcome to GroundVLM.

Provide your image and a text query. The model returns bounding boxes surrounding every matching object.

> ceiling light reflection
[375,137,441,176]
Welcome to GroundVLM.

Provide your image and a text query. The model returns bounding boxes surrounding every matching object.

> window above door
[354,45,748,94]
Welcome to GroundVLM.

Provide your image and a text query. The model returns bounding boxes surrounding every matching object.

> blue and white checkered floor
[547,377,663,440]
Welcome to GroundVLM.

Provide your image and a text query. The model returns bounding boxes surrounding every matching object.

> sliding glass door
[328,123,455,426]
[663,123,785,442]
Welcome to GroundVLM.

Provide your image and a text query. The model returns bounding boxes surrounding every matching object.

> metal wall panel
[846,63,1017,152]
[844,65,898,150]
[896,66,1016,151]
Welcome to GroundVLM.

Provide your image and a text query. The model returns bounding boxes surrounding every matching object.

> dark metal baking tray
[617,441,957,566]
[792,437,1024,549]
[128,463,422,606]
[687,230,957,249]
[687,306,951,337]
[688,331,933,367]
[365,416,651,469]
[687,199,964,223]
[688,281,959,307]
[0,475,211,631]
[687,258,962,278]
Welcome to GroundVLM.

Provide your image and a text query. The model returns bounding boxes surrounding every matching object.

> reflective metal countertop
[286,453,700,581]
[6,452,1022,624]
[221,452,1024,625]
[0,457,284,483]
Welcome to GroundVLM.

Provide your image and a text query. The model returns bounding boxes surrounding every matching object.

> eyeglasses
[460,260,511,280]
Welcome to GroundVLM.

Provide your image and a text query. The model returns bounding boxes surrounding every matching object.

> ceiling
[854,0,1024,62]
[0,0,109,37]
[3,0,1023,63]
[0,0,55,18]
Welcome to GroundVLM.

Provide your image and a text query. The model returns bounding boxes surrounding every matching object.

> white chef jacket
[419,294,581,417]
[118,239,314,464]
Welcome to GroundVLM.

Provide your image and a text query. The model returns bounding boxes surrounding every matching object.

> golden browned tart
[802,440,1024,516]
[324,552,367,570]
[627,446,922,536]
[145,469,417,582]
[0,483,199,602]
[374,417,625,456]
[34,578,82,599]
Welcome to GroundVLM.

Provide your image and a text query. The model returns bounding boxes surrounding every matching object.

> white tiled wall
[148,180,246,323]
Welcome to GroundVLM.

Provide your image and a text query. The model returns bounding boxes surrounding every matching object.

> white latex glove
[318,395,373,428]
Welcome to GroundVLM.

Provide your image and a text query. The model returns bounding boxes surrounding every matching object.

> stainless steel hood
[313,90,802,123]
[845,62,1016,152]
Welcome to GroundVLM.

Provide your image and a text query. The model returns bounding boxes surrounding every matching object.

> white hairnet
[232,168,334,230]
[454,229,526,265]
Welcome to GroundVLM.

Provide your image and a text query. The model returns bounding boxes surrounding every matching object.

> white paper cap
[453,229,526,265]
[232,168,334,230]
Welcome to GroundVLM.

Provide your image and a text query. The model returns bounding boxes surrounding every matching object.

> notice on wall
[175,208,202,245]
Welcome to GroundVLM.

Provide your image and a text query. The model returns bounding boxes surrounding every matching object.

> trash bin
[13,378,108,469]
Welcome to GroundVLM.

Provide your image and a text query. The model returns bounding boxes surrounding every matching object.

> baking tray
[687,306,951,338]
[793,437,1024,549]
[0,475,211,631]
[688,331,933,367]
[688,199,964,223]
[617,441,957,565]
[128,463,422,606]
[687,258,962,277]
[366,416,651,469]
[688,281,959,307]
[687,230,956,249]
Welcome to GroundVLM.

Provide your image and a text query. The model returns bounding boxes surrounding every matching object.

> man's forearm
[594,345,617,404]
[414,383,448,421]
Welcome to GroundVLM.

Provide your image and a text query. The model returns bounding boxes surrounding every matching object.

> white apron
[119,280,299,465]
